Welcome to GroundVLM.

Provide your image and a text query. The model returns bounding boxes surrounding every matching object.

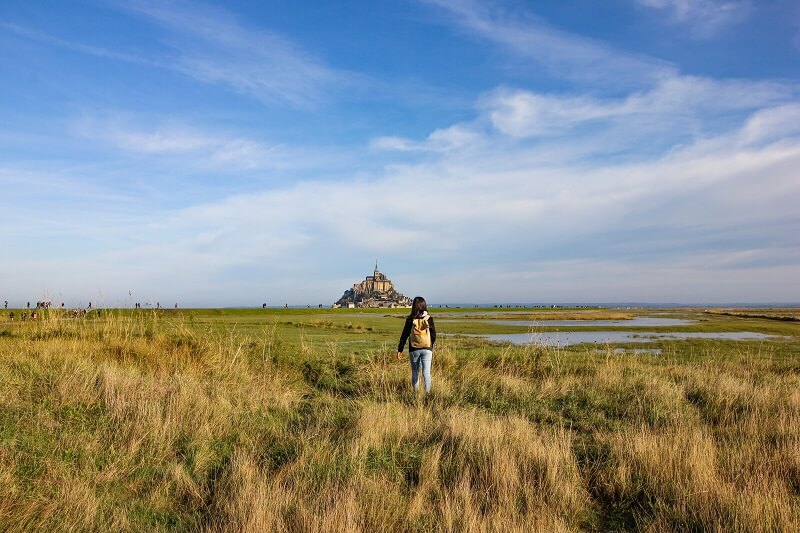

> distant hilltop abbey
[333,263,412,308]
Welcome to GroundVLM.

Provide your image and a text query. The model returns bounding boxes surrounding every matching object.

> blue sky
[1,0,799,306]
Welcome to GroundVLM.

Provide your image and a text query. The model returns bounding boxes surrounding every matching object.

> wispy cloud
[4,91,799,304]
[118,0,346,107]
[5,2,349,108]
[739,103,800,145]
[150,129,800,302]
[371,124,482,152]
[481,75,793,138]
[421,0,675,87]
[636,0,751,36]
[72,115,291,170]
[1,22,163,68]
[3,0,798,304]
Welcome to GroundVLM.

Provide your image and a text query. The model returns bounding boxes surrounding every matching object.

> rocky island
[333,264,412,308]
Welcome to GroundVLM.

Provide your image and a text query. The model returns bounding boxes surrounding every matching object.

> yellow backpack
[410,315,431,348]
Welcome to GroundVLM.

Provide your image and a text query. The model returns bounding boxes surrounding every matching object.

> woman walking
[397,296,437,393]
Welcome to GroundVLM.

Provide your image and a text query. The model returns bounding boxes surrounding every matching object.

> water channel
[473,331,776,346]
[486,317,694,328]
[441,315,780,346]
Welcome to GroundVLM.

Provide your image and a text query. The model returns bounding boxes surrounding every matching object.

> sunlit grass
[0,310,798,531]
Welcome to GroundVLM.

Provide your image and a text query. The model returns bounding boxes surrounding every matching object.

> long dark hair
[410,296,427,318]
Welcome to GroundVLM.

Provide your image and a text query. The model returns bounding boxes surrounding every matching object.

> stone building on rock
[333,263,412,308]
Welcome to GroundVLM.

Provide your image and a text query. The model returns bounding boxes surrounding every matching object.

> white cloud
[6,3,347,108]
[372,124,481,152]
[4,97,800,305]
[1,22,164,68]
[739,103,800,145]
[109,129,215,154]
[483,91,615,137]
[636,0,751,36]
[178,96,800,300]
[72,116,289,170]
[481,75,793,138]
[422,0,675,87]
[427,124,482,149]
[128,130,800,303]
[4,1,798,305]
[370,136,421,152]
[119,0,345,107]
[401,255,800,303]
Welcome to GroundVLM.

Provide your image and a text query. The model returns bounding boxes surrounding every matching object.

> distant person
[262,303,266,309]
[397,296,437,394]
[175,303,178,309]
[3,301,6,309]
[9,312,14,321]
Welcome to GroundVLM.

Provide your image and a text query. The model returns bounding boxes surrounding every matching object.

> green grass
[0,307,798,531]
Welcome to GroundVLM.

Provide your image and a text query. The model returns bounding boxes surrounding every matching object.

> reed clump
[0,311,798,531]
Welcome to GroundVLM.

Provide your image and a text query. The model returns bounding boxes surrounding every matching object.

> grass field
[0,307,798,531]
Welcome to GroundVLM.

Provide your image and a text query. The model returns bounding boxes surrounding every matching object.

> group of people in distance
[2,306,95,321]
[5,310,40,321]
[2,301,85,311]
[133,302,178,309]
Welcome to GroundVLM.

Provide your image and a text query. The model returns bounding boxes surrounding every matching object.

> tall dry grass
[0,311,798,531]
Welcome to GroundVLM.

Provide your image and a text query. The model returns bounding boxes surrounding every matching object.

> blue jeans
[409,349,432,393]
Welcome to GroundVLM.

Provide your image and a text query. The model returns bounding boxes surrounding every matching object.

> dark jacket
[397,311,436,352]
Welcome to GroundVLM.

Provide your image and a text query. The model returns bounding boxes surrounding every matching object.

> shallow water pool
[472,331,775,346]
[487,317,695,328]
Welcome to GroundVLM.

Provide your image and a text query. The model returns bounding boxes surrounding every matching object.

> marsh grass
[0,310,798,531]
